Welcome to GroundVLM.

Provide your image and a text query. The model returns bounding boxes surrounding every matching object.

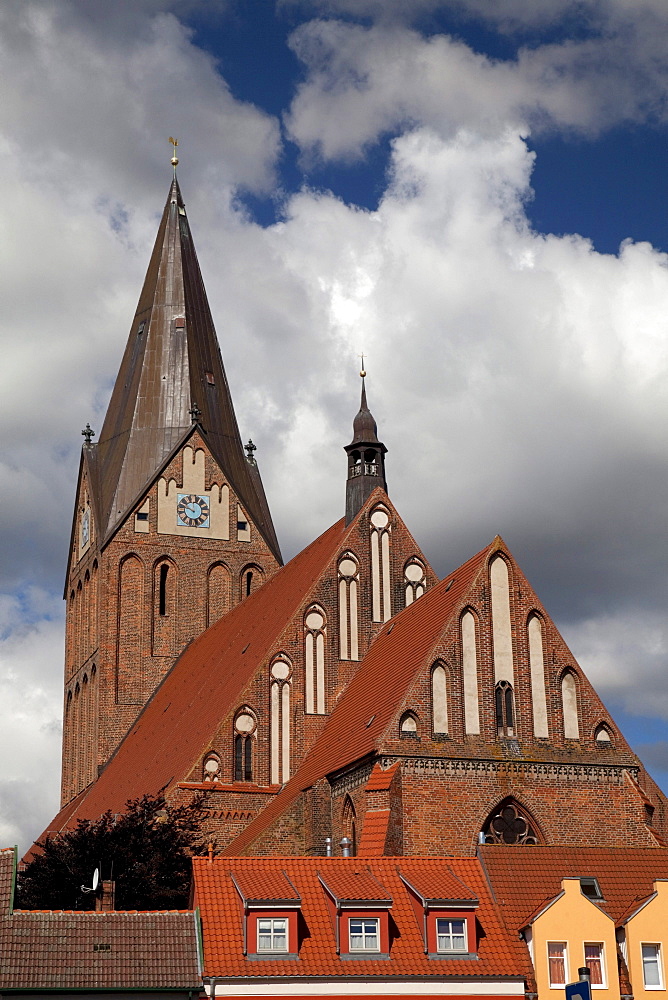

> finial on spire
[81,423,95,445]
[245,439,257,465]
[189,401,201,424]
[169,136,179,170]
[359,352,366,378]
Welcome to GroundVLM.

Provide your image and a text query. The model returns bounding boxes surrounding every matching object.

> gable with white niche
[158,445,230,539]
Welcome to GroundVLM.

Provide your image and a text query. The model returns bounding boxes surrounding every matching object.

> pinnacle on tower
[344,370,388,523]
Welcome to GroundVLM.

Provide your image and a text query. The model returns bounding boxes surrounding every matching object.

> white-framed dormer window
[349,917,379,951]
[437,918,467,953]
[257,917,288,952]
[643,944,664,989]
[548,941,568,987]
[584,943,606,987]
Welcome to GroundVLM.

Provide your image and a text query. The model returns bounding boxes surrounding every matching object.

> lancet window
[370,506,391,622]
[495,680,515,736]
[431,662,448,735]
[304,606,326,714]
[561,670,580,739]
[404,559,426,606]
[338,553,359,661]
[270,657,291,785]
[234,710,256,782]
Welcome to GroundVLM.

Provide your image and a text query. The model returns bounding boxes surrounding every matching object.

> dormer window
[349,917,379,952]
[580,877,603,901]
[258,917,288,952]
[437,918,467,953]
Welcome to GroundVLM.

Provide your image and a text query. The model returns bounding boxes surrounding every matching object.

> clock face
[81,509,90,547]
[176,493,210,528]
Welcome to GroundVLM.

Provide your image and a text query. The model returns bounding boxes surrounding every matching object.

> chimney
[325,837,332,857]
[340,836,351,858]
[96,880,115,912]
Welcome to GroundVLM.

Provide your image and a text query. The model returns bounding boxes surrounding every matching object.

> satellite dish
[81,867,100,894]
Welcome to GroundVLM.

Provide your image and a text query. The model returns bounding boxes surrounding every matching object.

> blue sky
[2,0,668,849]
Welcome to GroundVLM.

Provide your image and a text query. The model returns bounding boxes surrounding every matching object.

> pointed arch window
[304,606,326,714]
[342,795,357,857]
[270,658,291,785]
[431,662,448,735]
[370,507,391,622]
[561,671,580,739]
[234,710,256,782]
[495,680,514,736]
[595,724,613,746]
[400,711,419,737]
[203,752,221,782]
[338,553,359,661]
[481,799,540,845]
[404,559,426,606]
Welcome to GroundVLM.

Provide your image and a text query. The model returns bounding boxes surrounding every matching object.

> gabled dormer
[399,866,480,959]
[231,869,301,960]
[318,867,392,959]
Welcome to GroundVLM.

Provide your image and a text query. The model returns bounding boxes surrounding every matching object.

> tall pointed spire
[344,371,388,523]
[94,175,280,560]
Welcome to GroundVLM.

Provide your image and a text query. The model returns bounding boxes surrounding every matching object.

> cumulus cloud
[285,13,668,161]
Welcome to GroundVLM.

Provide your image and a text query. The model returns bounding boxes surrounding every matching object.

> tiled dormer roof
[193,856,531,981]
[231,868,301,905]
[319,867,392,906]
[399,866,479,907]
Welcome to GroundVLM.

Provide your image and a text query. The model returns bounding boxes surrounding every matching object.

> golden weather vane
[169,136,179,169]
[359,352,367,378]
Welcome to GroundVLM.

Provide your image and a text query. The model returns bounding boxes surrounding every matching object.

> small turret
[344,370,388,523]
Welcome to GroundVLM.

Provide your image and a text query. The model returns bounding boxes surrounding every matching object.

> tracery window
[370,507,391,622]
[481,800,539,845]
[270,657,291,784]
[203,752,221,782]
[338,553,359,661]
[304,606,326,714]
[404,559,426,606]
[233,710,256,782]
[495,680,514,736]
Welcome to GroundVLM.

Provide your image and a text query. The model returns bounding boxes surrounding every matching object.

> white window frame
[349,916,380,952]
[584,942,606,988]
[436,917,468,953]
[547,940,569,988]
[642,943,665,990]
[257,916,288,953]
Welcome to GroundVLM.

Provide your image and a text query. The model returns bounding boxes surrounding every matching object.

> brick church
[41,172,668,859]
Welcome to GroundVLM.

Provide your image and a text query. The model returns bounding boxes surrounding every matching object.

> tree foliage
[17,793,206,910]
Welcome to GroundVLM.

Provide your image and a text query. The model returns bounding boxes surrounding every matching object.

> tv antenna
[81,867,99,894]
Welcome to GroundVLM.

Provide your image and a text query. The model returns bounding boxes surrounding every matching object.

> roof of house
[193,856,531,981]
[479,845,668,930]
[399,866,479,905]
[36,516,349,845]
[224,540,495,854]
[0,850,201,991]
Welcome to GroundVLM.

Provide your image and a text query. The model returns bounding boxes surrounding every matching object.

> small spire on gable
[344,364,388,524]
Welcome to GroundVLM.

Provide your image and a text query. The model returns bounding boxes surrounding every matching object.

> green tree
[17,793,206,910]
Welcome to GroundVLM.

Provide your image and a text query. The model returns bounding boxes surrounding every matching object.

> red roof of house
[35,516,349,844]
[480,845,668,930]
[193,856,531,981]
[231,868,300,903]
[399,866,479,905]
[319,867,392,904]
[225,540,495,855]
[358,810,391,856]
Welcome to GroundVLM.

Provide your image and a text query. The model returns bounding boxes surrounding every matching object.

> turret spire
[344,368,388,523]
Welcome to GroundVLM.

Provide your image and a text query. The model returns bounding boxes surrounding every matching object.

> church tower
[344,373,388,524]
[61,173,282,806]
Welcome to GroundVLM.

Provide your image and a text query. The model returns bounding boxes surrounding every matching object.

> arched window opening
[431,663,448,735]
[528,614,549,738]
[561,670,580,739]
[270,658,291,785]
[234,710,256,782]
[342,795,357,857]
[461,610,480,735]
[241,565,263,601]
[207,562,231,627]
[338,553,360,661]
[404,559,426,606]
[400,712,418,737]
[481,799,540,846]
[203,753,221,782]
[495,680,514,736]
[595,724,612,745]
[245,571,253,597]
[370,506,391,622]
[304,606,326,714]
[158,563,168,616]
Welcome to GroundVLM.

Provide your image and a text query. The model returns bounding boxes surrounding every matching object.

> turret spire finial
[343,364,388,523]
[169,136,179,171]
[359,352,366,378]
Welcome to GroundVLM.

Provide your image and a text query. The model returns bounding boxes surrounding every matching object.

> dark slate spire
[94,176,281,561]
[344,373,388,524]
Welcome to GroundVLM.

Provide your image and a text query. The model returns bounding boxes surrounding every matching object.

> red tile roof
[399,866,478,905]
[193,856,531,981]
[365,760,400,791]
[358,809,391,856]
[319,867,392,904]
[226,541,495,855]
[231,868,300,903]
[480,845,668,930]
[34,517,350,844]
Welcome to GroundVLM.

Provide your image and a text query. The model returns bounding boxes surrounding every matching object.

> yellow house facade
[524,878,619,1000]
[621,879,668,998]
